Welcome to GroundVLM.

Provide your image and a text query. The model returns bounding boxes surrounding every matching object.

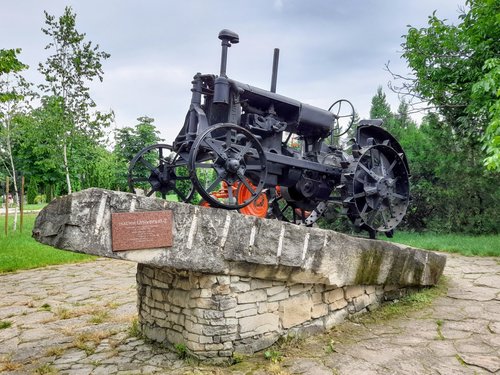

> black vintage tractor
[129,29,410,239]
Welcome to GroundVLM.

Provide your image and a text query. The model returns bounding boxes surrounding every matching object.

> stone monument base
[32,189,447,360]
[137,264,416,359]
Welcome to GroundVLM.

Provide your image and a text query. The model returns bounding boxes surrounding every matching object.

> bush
[34,194,46,205]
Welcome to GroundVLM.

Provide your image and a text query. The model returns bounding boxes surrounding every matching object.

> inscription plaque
[111,211,173,252]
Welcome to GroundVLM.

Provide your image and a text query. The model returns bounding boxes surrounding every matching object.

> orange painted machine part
[198,180,269,218]
[238,183,269,218]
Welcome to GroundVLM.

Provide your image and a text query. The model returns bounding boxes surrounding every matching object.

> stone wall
[137,264,414,359]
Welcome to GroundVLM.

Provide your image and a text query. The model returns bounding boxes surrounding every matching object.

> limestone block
[231,281,251,293]
[250,279,273,289]
[33,188,446,288]
[365,285,376,294]
[344,286,364,300]
[353,294,371,312]
[280,294,313,328]
[324,308,348,330]
[324,288,344,303]
[311,304,328,319]
[237,290,267,304]
[329,299,348,311]
[268,290,290,302]
[239,313,280,335]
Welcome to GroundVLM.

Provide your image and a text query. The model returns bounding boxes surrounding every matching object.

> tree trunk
[6,115,19,231]
[63,142,72,194]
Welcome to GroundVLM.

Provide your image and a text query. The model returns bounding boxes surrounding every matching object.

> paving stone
[0,254,498,375]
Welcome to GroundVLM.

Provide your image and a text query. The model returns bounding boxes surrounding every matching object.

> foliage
[174,343,188,359]
[0,48,34,231]
[264,350,283,363]
[26,177,39,204]
[369,86,393,122]
[0,320,12,329]
[471,58,500,169]
[400,0,500,170]
[367,86,500,235]
[400,112,499,234]
[113,116,164,191]
[38,6,112,193]
[13,99,67,196]
[114,116,163,162]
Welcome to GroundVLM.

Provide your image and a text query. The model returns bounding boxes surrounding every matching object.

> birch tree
[0,48,32,230]
[38,6,112,193]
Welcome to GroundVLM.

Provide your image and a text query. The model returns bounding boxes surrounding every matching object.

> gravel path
[0,254,499,374]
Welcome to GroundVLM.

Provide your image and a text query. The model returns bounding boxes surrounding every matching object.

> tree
[113,116,164,190]
[0,48,32,230]
[398,0,500,170]
[114,117,163,163]
[38,6,112,193]
[14,98,67,201]
[369,86,392,121]
[365,88,500,234]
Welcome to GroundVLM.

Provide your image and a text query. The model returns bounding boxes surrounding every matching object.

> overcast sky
[1,0,465,144]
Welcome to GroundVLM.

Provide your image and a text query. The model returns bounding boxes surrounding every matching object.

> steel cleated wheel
[342,144,409,238]
[128,143,195,202]
[188,123,267,209]
[269,186,328,226]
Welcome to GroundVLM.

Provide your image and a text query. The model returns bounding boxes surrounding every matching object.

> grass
[0,320,12,329]
[0,203,46,212]
[0,214,95,273]
[350,277,448,324]
[388,231,500,257]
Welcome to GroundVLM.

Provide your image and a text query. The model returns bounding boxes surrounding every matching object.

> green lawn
[389,231,500,257]
[0,214,95,273]
[0,203,47,211]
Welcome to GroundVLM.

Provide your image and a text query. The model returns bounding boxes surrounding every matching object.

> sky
[1,0,466,144]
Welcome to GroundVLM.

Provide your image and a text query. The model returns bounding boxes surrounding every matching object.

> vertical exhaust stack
[270,48,280,93]
[213,29,239,106]
[218,29,239,77]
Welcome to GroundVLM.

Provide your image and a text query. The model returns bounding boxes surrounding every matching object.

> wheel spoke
[386,159,397,175]
[238,174,256,196]
[390,192,407,200]
[225,129,235,149]
[364,187,378,196]
[203,138,226,160]
[139,157,158,174]
[359,162,381,181]
[353,191,366,199]
[173,186,187,202]
[227,183,234,204]
[131,176,149,182]
[236,141,253,159]
[205,174,224,194]
[379,150,387,176]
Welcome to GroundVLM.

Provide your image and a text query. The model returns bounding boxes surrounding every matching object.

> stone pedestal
[137,264,414,359]
[32,189,447,359]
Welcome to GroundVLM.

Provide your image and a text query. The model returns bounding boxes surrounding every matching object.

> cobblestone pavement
[0,254,499,374]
